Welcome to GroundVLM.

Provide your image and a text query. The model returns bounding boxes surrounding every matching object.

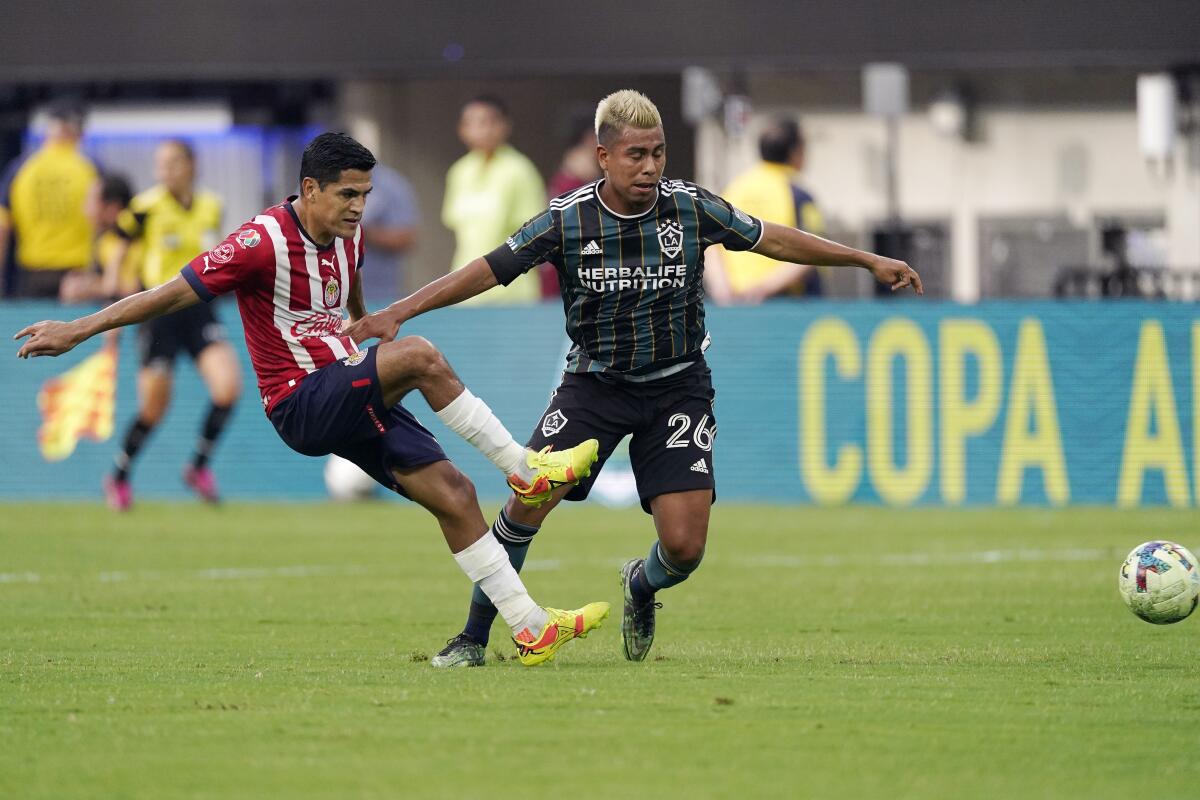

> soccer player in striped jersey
[14,133,608,667]
[346,90,922,667]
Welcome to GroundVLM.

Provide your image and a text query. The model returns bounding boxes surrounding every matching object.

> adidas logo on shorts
[690,459,709,474]
[581,239,603,255]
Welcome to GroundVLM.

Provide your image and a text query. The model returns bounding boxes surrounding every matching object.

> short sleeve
[694,185,763,252]
[180,222,271,302]
[483,208,561,286]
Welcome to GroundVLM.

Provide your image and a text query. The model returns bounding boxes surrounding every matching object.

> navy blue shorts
[268,346,448,496]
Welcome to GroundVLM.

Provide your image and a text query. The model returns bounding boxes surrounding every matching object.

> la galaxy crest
[657,219,683,259]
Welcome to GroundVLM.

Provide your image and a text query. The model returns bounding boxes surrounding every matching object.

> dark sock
[192,403,234,469]
[632,541,701,606]
[462,508,539,645]
[113,418,155,482]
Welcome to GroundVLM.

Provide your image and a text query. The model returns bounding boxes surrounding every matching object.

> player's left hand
[14,320,83,358]
[343,310,401,344]
[867,256,923,295]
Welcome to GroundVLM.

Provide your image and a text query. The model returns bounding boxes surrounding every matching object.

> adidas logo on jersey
[581,239,603,255]
[690,459,709,474]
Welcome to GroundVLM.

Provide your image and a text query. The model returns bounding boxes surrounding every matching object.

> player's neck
[168,188,193,210]
[598,179,655,217]
[290,197,335,248]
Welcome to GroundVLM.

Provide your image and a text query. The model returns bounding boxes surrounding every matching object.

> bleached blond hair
[595,90,662,146]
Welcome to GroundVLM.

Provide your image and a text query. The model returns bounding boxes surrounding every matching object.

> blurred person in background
[538,109,602,299]
[101,139,241,510]
[59,173,139,304]
[442,95,544,304]
[0,99,98,299]
[704,117,825,304]
[358,161,419,307]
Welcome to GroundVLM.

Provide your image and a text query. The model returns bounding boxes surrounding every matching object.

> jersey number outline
[665,413,715,451]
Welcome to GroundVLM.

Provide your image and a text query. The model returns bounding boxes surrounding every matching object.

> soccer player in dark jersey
[346,91,922,667]
[14,132,609,667]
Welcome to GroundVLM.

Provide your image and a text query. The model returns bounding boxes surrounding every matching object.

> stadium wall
[1,301,1196,507]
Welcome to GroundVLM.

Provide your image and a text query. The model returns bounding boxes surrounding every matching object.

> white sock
[452,531,548,637]
[435,389,533,482]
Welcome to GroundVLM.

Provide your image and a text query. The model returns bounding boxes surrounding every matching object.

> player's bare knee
[660,534,706,569]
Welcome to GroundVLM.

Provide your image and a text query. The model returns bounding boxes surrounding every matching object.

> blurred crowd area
[2,65,1199,309]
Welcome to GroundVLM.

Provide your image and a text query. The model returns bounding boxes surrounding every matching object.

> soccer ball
[1118,540,1200,625]
[323,455,378,501]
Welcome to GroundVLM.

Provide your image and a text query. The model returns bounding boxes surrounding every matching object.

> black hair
[98,173,132,208]
[46,97,86,126]
[464,94,509,119]
[758,117,803,164]
[160,138,195,163]
[299,132,376,189]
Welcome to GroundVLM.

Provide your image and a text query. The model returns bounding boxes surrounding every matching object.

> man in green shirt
[442,95,545,305]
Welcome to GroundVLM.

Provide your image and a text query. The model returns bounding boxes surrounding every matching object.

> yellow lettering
[997,319,1069,505]
[1117,320,1191,507]
[799,318,862,504]
[939,320,1002,505]
[866,319,933,506]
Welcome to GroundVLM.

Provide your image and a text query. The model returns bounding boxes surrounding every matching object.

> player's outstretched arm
[14,275,200,358]
[344,257,498,343]
[753,221,923,295]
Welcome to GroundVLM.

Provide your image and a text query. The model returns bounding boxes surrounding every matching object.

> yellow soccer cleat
[513,602,610,666]
[507,439,599,507]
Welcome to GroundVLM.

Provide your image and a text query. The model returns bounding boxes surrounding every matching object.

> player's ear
[301,176,320,202]
[596,143,609,173]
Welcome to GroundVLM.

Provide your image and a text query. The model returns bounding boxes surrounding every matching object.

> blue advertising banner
[1,301,1195,506]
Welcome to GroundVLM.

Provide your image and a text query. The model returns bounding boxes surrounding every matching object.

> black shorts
[268,346,448,497]
[527,361,717,514]
[138,302,226,370]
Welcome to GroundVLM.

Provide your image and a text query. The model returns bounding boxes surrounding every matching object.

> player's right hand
[342,310,401,344]
[14,320,82,358]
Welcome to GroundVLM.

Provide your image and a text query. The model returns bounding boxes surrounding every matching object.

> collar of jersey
[594,179,660,220]
[285,196,336,251]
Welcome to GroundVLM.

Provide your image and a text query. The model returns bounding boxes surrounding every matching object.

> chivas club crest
[657,219,683,259]
[324,276,340,308]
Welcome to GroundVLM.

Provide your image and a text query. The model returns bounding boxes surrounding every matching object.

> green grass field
[2,502,1198,799]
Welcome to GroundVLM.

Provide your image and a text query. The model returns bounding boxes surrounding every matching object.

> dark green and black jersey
[485,178,763,377]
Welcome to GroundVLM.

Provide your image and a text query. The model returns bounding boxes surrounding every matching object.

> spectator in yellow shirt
[705,117,825,304]
[0,99,98,298]
[442,96,545,304]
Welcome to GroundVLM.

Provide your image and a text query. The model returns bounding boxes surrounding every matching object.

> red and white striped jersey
[181,197,364,415]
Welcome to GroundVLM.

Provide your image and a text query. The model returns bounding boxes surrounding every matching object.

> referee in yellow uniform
[0,100,98,298]
[101,139,242,511]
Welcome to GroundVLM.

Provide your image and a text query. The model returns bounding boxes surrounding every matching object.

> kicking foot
[507,439,599,508]
[513,602,610,666]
